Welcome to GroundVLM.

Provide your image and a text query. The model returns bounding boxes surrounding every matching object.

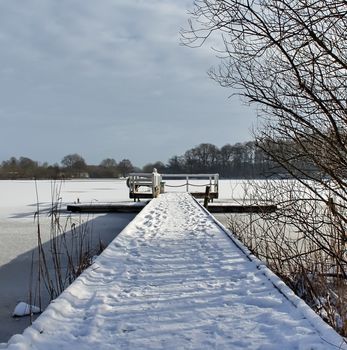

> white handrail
[162,173,219,193]
[127,170,162,198]
[127,172,219,198]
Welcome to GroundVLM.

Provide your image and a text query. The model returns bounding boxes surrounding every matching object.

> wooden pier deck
[6,193,345,349]
[67,202,148,213]
[67,201,277,214]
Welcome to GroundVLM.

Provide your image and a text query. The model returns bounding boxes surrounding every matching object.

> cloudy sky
[0,0,256,167]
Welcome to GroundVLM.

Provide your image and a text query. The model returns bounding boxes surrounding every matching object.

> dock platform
[6,193,345,349]
[67,201,277,214]
[67,202,148,213]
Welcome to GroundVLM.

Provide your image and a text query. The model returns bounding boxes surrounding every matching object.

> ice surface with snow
[4,192,346,349]
[12,302,40,317]
[0,179,136,343]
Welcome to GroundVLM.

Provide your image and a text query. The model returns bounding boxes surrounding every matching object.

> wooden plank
[129,192,154,199]
[67,202,276,214]
[190,192,218,199]
[207,204,277,213]
[67,203,147,213]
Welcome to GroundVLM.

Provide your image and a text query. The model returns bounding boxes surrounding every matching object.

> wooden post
[204,186,211,209]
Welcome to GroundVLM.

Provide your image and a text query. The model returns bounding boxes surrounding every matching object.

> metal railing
[162,174,219,195]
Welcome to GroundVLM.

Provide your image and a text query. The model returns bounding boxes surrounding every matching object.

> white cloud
[0,0,256,165]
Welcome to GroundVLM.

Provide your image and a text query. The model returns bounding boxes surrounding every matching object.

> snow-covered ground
[3,192,346,349]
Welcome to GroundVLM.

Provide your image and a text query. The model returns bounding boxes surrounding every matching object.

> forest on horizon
[0,141,289,180]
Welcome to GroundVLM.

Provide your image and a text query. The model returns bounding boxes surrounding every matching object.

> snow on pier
[5,193,346,349]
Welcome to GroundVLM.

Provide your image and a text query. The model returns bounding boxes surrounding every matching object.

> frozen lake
[0,179,136,343]
[0,178,243,343]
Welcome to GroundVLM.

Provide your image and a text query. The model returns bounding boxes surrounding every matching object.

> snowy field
[3,192,346,349]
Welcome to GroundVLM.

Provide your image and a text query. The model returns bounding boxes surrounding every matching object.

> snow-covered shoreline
[4,192,346,349]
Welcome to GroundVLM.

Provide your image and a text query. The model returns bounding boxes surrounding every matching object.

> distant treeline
[0,154,135,180]
[147,142,278,178]
[0,141,283,180]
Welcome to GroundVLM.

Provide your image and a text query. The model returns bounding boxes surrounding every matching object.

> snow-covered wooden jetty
[67,172,276,214]
[5,193,346,349]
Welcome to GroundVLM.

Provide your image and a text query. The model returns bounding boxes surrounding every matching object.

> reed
[228,180,347,336]
[31,180,105,311]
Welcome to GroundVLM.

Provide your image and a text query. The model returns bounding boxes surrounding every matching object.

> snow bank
[12,303,40,317]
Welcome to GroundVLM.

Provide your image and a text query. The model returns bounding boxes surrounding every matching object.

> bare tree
[61,154,87,177]
[183,143,220,173]
[99,158,118,169]
[182,0,347,335]
[182,0,347,256]
[118,159,134,177]
[182,0,347,192]
[142,161,166,173]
